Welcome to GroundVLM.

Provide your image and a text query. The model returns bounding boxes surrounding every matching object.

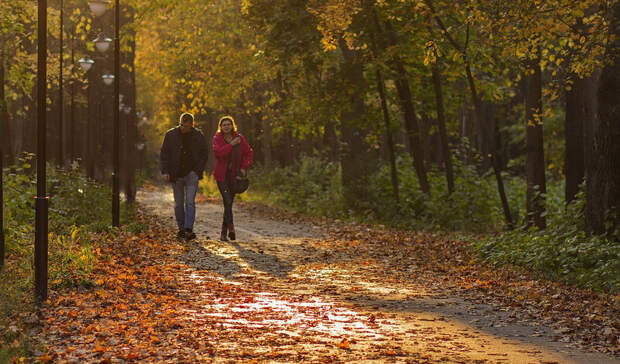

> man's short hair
[180,112,194,124]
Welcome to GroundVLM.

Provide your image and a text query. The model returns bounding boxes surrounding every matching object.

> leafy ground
[21,186,620,363]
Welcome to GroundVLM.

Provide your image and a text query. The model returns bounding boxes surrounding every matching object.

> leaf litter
[32,188,619,363]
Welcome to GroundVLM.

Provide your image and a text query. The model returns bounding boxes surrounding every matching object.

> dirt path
[130,187,619,363]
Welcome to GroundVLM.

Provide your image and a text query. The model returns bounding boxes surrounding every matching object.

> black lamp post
[35,0,49,303]
[113,0,120,227]
[1,141,4,272]
[78,55,95,178]
[88,0,119,227]
[58,0,64,165]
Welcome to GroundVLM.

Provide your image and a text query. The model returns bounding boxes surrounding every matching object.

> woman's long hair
[217,115,237,133]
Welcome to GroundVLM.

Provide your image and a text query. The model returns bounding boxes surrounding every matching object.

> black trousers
[217,178,235,226]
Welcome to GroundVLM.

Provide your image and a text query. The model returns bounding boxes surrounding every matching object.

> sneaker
[184,228,196,240]
[176,229,185,239]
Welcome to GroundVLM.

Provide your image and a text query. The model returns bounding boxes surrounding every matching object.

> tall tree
[586,1,620,235]
[524,49,546,228]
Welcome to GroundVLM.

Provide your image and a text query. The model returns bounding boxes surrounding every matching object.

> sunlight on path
[135,188,620,363]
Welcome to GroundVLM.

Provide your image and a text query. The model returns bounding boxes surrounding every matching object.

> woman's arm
[212,134,233,160]
[240,136,254,170]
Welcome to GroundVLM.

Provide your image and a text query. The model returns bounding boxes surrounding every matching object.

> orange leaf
[94,343,106,353]
[38,353,55,363]
[338,338,350,349]
[125,352,140,360]
[386,349,396,356]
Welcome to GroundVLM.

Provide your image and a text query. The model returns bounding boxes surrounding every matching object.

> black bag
[231,144,249,194]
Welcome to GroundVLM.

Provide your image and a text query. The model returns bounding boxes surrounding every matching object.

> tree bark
[376,69,399,205]
[524,52,546,229]
[431,57,454,194]
[338,38,370,209]
[564,75,586,203]
[587,2,620,235]
[1,50,13,165]
[376,16,429,194]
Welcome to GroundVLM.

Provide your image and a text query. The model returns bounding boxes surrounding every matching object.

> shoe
[220,223,228,241]
[184,228,196,240]
[228,224,236,241]
[176,229,185,239]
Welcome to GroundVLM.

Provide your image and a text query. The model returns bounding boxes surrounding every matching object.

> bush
[476,189,620,292]
[249,156,345,218]
[1,156,138,359]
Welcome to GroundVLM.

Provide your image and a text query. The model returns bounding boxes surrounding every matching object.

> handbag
[231,143,249,194]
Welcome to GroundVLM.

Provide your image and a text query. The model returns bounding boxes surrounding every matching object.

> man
[160,112,208,239]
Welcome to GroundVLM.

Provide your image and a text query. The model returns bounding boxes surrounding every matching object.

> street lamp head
[93,33,112,53]
[88,0,110,17]
[78,56,95,72]
[102,73,115,86]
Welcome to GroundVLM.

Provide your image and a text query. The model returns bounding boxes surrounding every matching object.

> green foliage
[1,157,138,358]
[366,154,509,231]
[249,156,346,218]
[476,189,620,292]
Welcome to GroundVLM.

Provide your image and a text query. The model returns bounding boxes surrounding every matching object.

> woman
[212,115,254,241]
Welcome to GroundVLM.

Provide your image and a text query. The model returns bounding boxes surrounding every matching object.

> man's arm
[160,132,171,181]
[194,131,208,176]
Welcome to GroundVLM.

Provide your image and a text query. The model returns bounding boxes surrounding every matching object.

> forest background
[1,0,619,301]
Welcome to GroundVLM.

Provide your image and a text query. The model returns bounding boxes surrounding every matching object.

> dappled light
[1,0,619,362]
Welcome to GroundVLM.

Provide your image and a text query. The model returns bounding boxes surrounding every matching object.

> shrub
[476,189,620,292]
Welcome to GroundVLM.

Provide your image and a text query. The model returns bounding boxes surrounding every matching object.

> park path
[37,186,619,363]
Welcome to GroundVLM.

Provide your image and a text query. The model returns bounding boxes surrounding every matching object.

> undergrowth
[0,155,142,361]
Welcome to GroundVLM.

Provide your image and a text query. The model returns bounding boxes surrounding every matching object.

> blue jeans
[172,172,198,231]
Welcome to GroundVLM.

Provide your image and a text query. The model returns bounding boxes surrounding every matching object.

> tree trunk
[58,0,64,166]
[464,61,513,228]
[69,31,75,164]
[261,116,272,168]
[1,51,13,165]
[391,66,430,194]
[376,69,399,205]
[564,75,586,203]
[587,2,620,235]
[431,57,454,194]
[524,52,546,229]
[338,38,370,209]
[374,18,429,195]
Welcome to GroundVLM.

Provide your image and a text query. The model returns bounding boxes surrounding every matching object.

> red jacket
[212,131,254,183]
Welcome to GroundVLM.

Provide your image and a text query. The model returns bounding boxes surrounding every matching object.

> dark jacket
[160,126,208,181]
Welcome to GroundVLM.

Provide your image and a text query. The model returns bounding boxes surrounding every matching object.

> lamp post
[88,0,119,227]
[1,139,3,272]
[78,56,95,177]
[112,0,120,227]
[35,0,49,303]
[58,0,64,165]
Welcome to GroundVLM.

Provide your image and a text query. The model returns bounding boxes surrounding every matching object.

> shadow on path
[229,241,293,277]
[178,242,242,278]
